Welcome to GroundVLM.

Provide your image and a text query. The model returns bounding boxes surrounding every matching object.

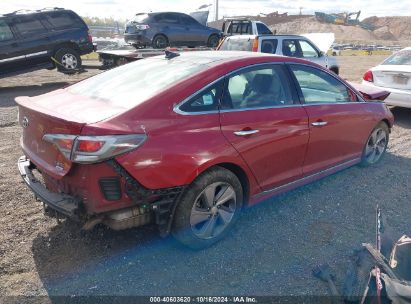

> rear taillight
[252,38,259,52]
[135,24,150,30]
[87,31,93,43]
[363,70,374,82]
[43,134,147,164]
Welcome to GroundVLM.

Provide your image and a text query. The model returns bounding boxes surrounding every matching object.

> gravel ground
[0,57,410,300]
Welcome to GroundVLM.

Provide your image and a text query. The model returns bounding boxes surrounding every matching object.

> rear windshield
[68,57,206,107]
[382,50,411,65]
[219,37,252,51]
[132,14,149,23]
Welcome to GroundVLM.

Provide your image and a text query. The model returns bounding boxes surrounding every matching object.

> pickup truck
[217,34,339,74]
[222,18,272,36]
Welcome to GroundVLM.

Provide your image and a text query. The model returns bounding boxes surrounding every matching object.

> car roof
[1,8,73,18]
[152,50,301,66]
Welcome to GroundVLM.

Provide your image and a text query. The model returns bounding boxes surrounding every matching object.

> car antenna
[165,50,180,60]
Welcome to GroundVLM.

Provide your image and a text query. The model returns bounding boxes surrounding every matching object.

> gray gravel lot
[0,57,410,300]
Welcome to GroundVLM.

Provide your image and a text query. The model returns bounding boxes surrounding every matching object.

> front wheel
[360,122,389,166]
[172,167,243,249]
[207,34,220,48]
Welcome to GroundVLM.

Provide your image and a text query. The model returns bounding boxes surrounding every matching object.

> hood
[189,11,209,26]
[301,33,335,54]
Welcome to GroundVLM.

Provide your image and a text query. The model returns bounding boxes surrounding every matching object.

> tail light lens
[252,38,259,52]
[43,134,147,164]
[363,70,374,82]
[135,24,150,30]
[87,31,93,43]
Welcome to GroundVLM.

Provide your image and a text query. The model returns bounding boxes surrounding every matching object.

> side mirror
[318,51,324,57]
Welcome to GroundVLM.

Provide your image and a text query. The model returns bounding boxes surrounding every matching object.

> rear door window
[13,16,47,37]
[0,20,14,41]
[282,39,302,57]
[260,39,278,54]
[160,13,180,24]
[45,12,82,29]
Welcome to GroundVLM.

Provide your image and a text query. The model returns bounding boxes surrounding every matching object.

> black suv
[0,8,95,77]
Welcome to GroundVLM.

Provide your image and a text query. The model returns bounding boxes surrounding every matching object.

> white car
[362,47,411,108]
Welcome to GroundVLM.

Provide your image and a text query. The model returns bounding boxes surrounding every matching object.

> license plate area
[393,74,409,85]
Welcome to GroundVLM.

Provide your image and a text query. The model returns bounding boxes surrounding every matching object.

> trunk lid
[16,89,127,179]
[372,65,411,90]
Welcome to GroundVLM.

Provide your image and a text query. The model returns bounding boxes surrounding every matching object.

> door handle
[311,121,328,127]
[234,129,259,136]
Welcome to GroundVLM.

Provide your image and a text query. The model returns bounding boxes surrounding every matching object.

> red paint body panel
[302,103,377,175]
[219,107,309,190]
[16,52,394,216]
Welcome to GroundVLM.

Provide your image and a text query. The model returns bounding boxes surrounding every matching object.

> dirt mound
[270,16,377,41]
[363,16,411,41]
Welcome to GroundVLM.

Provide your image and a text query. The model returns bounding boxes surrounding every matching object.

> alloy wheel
[61,54,78,69]
[190,182,237,239]
[365,127,388,164]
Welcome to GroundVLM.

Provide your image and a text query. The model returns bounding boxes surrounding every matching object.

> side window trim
[174,62,305,115]
[286,63,363,105]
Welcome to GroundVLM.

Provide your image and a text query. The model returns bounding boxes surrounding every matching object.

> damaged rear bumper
[17,156,82,220]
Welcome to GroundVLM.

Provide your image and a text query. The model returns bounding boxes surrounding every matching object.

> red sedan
[17,51,394,249]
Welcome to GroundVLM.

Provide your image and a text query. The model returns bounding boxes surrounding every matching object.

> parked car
[222,18,272,36]
[362,47,411,108]
[0,8,95,77]
[124,12,221,49]
[218,34,340,74]
[17,51,393,249]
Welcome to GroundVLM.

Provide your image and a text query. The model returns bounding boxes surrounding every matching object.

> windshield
[382,50,411,65]
[68,57,206,108]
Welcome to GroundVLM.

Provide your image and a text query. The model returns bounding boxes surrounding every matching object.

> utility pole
[215,0,219,21]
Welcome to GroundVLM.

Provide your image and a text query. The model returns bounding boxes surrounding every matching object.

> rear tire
[207,34,220,48]
[172,167,243,250]
[54,48,82,73]
[152,35,169,49]
[360,122,389,167]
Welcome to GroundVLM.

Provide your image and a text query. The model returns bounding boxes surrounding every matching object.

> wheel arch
[53,42,81,55]
[381,118,392,129]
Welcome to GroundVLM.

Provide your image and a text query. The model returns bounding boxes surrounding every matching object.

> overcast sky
[0,0,409,21]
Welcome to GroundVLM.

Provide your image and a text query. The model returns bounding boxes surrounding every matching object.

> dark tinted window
[228,22,251,35]
[256,23,272,35]
[0,20,14,41]
[45,12,82,29]
[290,65,355,103]
[261,39,278,54]
[154,13,180,24]
[180,15,198,25]
[13,17,46,36]
[179,81,223,113]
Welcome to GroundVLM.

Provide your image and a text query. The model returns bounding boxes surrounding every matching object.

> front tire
[54,48,82,73]
[360,122,389,166]
[207,34,220,48]
[172,167,243,249]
